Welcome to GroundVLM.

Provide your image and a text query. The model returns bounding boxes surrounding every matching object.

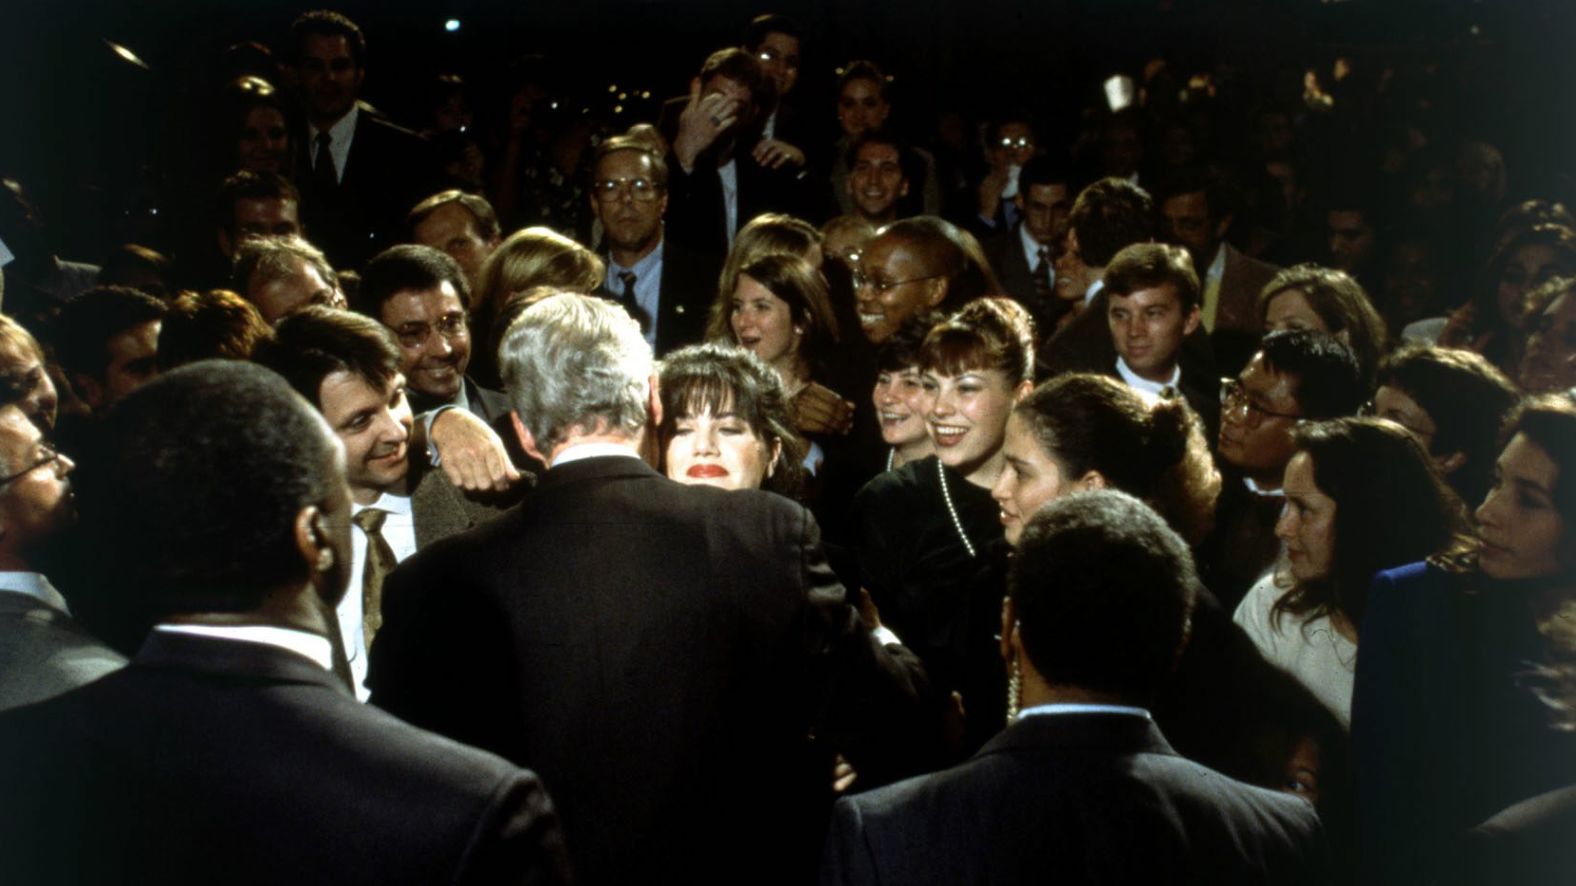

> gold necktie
[352,507,397,651]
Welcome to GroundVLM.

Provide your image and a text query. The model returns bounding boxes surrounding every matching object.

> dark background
[2,0,1572,261]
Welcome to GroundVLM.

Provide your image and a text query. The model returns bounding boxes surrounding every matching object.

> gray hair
[231,236,336,295]
[500,293,653,452]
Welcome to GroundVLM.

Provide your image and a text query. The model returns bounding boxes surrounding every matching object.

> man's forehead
[1110,284,1181,309]
[385,283,463,319]
[856,142,901,164]
[597,149,654,178]
[1244,356,1298,402]
[301,34,354,61]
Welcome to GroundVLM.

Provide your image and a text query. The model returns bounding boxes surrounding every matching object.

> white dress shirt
[308,104,359,183]
[605,236,666,348]
[1115,357,1182,405]
[153,623,334,672]
[1018,702,1152,721]
[0,571,67,612]
[339,490,417,700]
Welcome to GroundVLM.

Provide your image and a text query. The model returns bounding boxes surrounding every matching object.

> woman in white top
[1233,416,1468,725]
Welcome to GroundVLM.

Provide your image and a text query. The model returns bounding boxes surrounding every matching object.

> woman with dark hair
[1439,223,1576,377]
[1257,263,1389,385]
[870,315,938,472]
[1233,417,1469,726]
[853,216,1002,346]
[221,76,295,177]
[850,298,1033,745]
[1354,395,1576,885]
[1518,274,1576,395]
[658,343,805,500]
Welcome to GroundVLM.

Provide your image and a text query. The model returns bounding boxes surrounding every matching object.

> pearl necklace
[885,448,895,472]
[937,458,977,558]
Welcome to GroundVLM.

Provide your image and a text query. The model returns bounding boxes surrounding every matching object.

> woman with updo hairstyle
[1439,223,1576,376]
[471,226,606,387]
[1355,395,1576,886]
[1257,263,1388,386]
[1232,417,1468,727]
[219,76,295,177]
[657,343,805,501]
[850,297,1033,733]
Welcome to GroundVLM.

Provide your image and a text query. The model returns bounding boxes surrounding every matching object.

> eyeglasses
[756,48,800,68]
[0,445,64,487]
[393,313,469,349]
[1219,377,1300,426]
[997,136,1034,150]
[593,177,663,203]
[853,271,945,295]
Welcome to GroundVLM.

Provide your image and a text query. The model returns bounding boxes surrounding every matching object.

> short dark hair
[1258,329,1365,419]
[73,361,338,614]
[1018,154,1073,193]
[1376,344,1519,507]
[985,111,1035,145]
[741,13,803,48]
[837,60,888,102]
[252,305,400,411]
[1009,490,1197,703]
[1150,166,1236,222]
[1103,242,1201,311]
[875,312,941,373]
[215,170,299,234]
[158,289,273,370]
[291,10,366,68]
[845,129,908,172]
[51,286,167,383]
[697,47,770,106]
[355,244,471,318]
[877,216,1001,314]
[405,190,501,242]
[1068,178,1155,267]
[592,136,669,189]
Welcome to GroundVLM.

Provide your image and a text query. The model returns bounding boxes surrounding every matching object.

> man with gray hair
[369,292,932,885]
[231,236,347,324]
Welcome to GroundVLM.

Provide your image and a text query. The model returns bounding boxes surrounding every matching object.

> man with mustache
[254,307,501,699]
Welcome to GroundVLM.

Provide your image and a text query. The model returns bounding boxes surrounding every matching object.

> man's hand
[673,81,742,172]
[752,138,805,170]
[791,382,855,437]
[430,409,521,493]
[976,166,1011,219]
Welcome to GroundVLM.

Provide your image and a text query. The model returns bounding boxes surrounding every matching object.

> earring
[1005,657,1022,726]
[316,549,334,573]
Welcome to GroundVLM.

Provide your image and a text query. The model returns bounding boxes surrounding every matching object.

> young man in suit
[587,135,716,356]
[822,490,1329,885]
[980,155,1074,333]
[369,293,934,885]
[255,307,505,698]
[0,361,568,884]
[288,10,431,270]
[0,404,123,711]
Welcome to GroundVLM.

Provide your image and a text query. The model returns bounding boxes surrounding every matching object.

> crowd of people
[1,7,1574,884]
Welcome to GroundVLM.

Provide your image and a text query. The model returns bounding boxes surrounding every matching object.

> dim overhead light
[444,19,461,32]
[103,39,150,70]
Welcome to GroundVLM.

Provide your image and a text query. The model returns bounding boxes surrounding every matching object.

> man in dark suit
[659,48,821,259]
[587,134,717,356]
[979,155,1075,334]
[822,490,1328,885]
[1154,168,1281,374]
[255,306,507,699]
[0,361,568,885]
[0,404,123,711]
[288,11,431,271]
[369,293,933,885]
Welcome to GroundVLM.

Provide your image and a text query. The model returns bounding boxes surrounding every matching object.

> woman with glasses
[850,297,1033,752]
[853,216,1000,346]
[1354,395,1576,885]
[1232,417,1468,727]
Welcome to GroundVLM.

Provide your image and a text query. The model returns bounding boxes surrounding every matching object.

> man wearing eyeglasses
[0,404,124,711]
[1202,329,1365,608]
[972,114,1039,235]
[588,135,716,356]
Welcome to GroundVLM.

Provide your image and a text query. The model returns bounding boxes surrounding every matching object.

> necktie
[313,132,337,190]
[617,270,652,333]
[1032,247,1052,297]
[353,507,397,651]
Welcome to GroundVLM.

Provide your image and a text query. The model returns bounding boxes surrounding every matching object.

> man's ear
[1182,304,1202,337]
[647,373,664,429]
[1435,450,1467,477]
[1015,379,1034,402]
[1213,213,1234,242]
[766,438,782,478]
[922,277,948,309]
[512,412,547,465]
[293,505,332,576]
[1076,470,1107,492]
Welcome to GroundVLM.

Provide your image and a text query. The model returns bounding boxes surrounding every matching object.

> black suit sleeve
[818,798,879,886]
[457,771,573,886]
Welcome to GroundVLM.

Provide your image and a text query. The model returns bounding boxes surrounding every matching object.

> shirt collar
[312,103,359,146]
[152,624,334,672]
[1019,223,1047,266]
[1115,356,1182,400]
[0,571,67,612]
[1083,277,1104,306]
[551,441,643,468]
[1018,703,1152,721]
[355,490,414,517]
[1243,475,1286,497]
[607,233,664,280]
[1205,242,1227,283]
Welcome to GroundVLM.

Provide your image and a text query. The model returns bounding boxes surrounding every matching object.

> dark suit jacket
[295,104,432,271]
[1039,287,1218,388]
[595,237,719,356]
[1211,244,1282,375]
[0,589,124,712]
[0,631,568,885]
[821,713,1328,885]
[980,224,1067,335]
[369,454,932,885]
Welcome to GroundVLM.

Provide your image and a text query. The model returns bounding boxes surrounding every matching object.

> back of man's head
[1068,178,1155,268]
[51,286,167,387]
[404,190,501,244]
[1259,329,1365,419]
[216,171,299,230]
[74,361,339,617]
[1009,490,1197,703]
[356,244,472,318]
[253,305,399,412]
[500,293,652,454]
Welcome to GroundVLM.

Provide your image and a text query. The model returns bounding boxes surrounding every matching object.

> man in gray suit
[0,404,123,710]
[254,307,502,698]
